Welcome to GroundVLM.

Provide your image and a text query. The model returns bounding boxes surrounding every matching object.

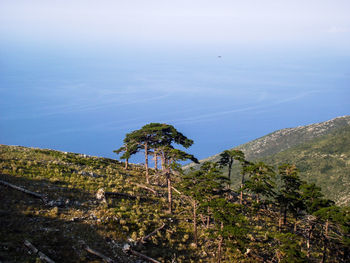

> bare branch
[24,240,55,263]
[84,245,115,263]
[1,180,46,202]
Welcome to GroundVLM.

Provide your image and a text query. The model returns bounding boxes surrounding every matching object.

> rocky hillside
[0,145,196,263]
[261,125,350,206]
[191,115,350,165]
[186,116,350,205]
[1,142,349,262]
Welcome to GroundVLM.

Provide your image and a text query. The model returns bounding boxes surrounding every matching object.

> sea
[1,43,349,163]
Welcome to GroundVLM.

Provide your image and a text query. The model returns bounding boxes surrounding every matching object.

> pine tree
[113,140,139,169]
[244,161,275,205]
[181,162,228,246]
[275,233,307,263]
[118,123,195,184]
[300,183,334,214]
[218,149,245,182]
[209,198,247,263]
[276,164,304,227]
[161,146,198,213]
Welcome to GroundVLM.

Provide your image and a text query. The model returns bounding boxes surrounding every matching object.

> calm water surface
[1,45,349,162]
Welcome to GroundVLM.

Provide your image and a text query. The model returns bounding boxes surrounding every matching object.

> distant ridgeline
[187,116,350,206]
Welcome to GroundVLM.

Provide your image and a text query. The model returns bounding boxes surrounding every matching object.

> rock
[46,198,66,207]
[55,199,65,207]
[127,237,135,243]
[90,214,97,220]
[47,200,55,206]
[81,171,102,178]
[189,243,197,249]
[122,243,130,252]
[96,188,106,203]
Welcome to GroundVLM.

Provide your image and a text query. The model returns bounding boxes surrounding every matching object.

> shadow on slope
[0,174,132,263]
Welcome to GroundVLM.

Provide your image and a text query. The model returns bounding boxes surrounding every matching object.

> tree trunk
[228,160,233,182]
[207,206,210,229]
[240,184,244,205]
[144,142,149,184]
[321,221,329,263]
[154,153,158,170]
[283,207,287,225]
[240,172,245,205]
[125,158,129,170]
[278,216,282,232]
[161,155,165,171]
[167,171,172,214]
[294,220,298,233]
[321,237,328,263]
[307,225,313,259]
[217,222,224,263]
[193,200,198,247]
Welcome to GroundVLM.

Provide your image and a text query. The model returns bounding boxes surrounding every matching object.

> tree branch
[1,179,46,202]
[139,223,166,244]
[84,245,115,263]
[24,240,55,263]
[124,247,161,263]
[131,182,159,196]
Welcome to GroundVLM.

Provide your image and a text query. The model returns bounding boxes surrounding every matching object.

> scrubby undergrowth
[1,144,349,262]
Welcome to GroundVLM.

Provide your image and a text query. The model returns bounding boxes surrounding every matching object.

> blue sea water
[0,44,349,163]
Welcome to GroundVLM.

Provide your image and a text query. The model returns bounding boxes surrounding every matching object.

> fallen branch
[0,180,46,202]
[24,240,55,263]
[139,223,166,244]
[132,182,159,196]
[123,245,161,263]
[84,245,115,263]
[130,249,161,263]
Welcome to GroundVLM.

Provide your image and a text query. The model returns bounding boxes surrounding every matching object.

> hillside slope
[191,115,350,165]
[1,144,349,262]
[261,125,350,206]
[186,116,350,205]
[0,145,135,262]
[0,145,195,262]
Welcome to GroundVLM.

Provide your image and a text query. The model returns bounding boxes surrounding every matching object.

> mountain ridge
[185,115,350,205]
[187,115,350,166]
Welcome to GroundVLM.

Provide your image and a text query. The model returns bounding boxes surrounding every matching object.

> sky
[1,0,350,50]
[0,1,350,162]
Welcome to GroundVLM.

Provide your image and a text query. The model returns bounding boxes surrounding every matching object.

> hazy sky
[1,0,350,51]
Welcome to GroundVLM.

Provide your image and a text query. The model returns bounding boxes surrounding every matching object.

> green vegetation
[1,120,349,262]
[189,116,350,206]
[115,123,198,214]
[262,125,350,206]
